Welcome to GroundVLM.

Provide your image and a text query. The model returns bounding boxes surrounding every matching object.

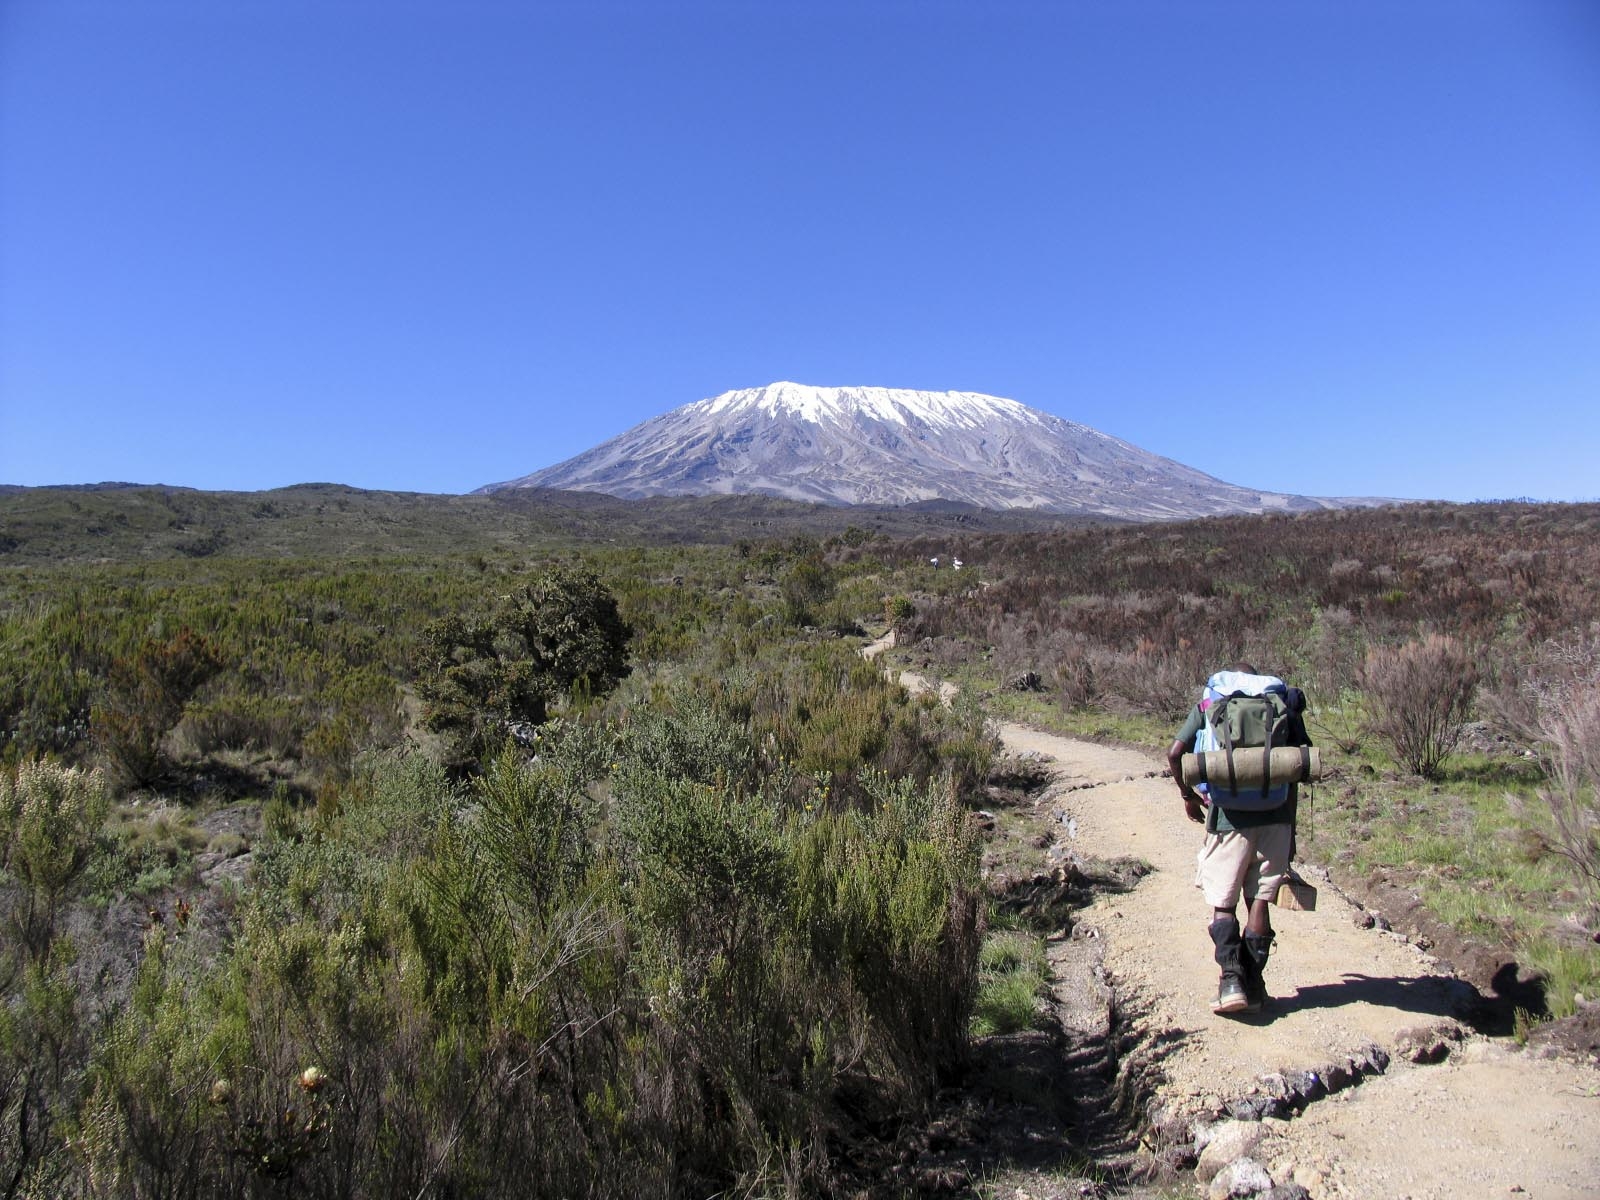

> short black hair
[1230,661,1258,675]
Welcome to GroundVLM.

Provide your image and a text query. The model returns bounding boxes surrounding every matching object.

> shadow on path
[1270,972,1480,1021]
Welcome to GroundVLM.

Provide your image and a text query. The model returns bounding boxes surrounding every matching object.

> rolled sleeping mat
[1180,745,1322,790]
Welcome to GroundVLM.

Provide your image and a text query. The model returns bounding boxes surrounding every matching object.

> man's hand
[1167,739,1206,823]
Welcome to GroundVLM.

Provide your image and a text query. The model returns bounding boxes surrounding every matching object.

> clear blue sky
[3,1,1597,501]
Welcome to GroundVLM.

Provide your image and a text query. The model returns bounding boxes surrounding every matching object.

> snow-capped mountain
[477,383,1371,519]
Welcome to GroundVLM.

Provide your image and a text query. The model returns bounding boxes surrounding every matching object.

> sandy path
[1016,724,1464,1101]
[883,650,1600,1197]
[1266,1042,1600,1198]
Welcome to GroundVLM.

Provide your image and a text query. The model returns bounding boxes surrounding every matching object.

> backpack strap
[1260,726,1271,797]
[1212,694,1241,796]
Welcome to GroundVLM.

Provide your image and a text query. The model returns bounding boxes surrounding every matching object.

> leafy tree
[418,565,631,767]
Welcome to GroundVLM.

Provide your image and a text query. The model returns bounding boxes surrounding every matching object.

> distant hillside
[482,382,1396,519]
[0,483,1104,566]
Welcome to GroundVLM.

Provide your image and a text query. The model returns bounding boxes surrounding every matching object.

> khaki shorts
[1194,823,1293,909]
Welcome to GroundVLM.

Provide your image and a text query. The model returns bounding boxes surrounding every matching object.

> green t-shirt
[1174,704,1296,832]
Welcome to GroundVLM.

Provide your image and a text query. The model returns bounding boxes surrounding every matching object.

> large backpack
[1194,671,1294,811]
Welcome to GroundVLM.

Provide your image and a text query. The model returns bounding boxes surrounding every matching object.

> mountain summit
[478,383,1362,519]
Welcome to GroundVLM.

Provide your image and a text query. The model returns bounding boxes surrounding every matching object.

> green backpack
[1195,672,1294,810]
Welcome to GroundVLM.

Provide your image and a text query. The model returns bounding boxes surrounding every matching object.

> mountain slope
[479,383,1376,519]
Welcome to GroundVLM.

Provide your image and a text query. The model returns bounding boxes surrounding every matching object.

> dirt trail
[875,642,1600,1198]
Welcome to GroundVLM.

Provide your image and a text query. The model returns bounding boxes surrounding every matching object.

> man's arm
[1167,738,1207,823]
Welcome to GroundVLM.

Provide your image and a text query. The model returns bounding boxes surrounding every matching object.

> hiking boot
[1209,917,1250,1015]
[1213,974,1250,1015]
[1242,931,1275,1013]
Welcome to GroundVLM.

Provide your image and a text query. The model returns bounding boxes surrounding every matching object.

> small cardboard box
[1274,873,1318,912]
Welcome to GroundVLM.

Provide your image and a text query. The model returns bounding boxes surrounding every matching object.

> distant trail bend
[866,634,1600,1198]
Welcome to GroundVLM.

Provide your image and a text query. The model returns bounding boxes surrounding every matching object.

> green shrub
[418,564,632,769]
[105,803,207,895]
[884,594,915,635]
[0,762,112,1192]
[780,556,836,626]
[1523,937,1600,1020]
[1,760,111,956]
[81,711,983,1198]
[179,693,304,756]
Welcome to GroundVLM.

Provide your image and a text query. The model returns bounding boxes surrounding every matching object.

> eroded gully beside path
[872,637,1600,1199]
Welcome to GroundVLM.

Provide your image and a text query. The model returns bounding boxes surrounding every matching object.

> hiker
[1166,663,1312,1016]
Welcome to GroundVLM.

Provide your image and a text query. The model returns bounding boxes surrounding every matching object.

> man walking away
[1167,663,1312,1016]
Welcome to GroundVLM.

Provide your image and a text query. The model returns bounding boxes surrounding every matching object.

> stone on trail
[1207,1156,1275,1199]
[1393,1020,1463,1064]
[1194,1119,1266,1183]
[1291,1162,1327,1192]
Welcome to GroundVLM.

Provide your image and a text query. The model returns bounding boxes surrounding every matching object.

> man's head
[1229,661,1259,675]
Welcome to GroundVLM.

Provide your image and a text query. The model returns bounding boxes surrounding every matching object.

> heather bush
[708,636,995,805]
[877,503,1600,704]
[93,629,223,789]
[1098,645,1205,718]
[1360,634,1480,779]
[780,555,837,626]
[0,762,112,1194]
[178,693,304,757]
[0,593,99,763]
[82,684,985,1199]
[93,750,631,1199]
[792,769,981,1086]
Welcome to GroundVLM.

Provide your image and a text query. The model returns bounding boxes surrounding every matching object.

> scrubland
[1,491,1597,1196]
[874,501,1600,1030]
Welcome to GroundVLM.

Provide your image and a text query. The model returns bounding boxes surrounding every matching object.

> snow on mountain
[476,383,1370,520]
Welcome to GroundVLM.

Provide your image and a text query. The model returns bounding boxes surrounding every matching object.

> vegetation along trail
[879,641,1600,1199]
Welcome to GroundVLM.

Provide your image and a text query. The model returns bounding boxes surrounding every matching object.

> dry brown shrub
[1360,634,1480,779]
[1489,639,1600,911]
[1534,677,1600,910]
[1306,605,1364,701]
[881,504,1600,744]
[1101,647,1205,718]
[91,629,222,789]
[1050,643,1099,710]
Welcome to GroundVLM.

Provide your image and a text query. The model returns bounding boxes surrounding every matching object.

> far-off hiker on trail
[1167,664,1315,1016]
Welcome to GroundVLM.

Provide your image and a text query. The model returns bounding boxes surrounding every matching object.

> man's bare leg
[1243,897,1273,937]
